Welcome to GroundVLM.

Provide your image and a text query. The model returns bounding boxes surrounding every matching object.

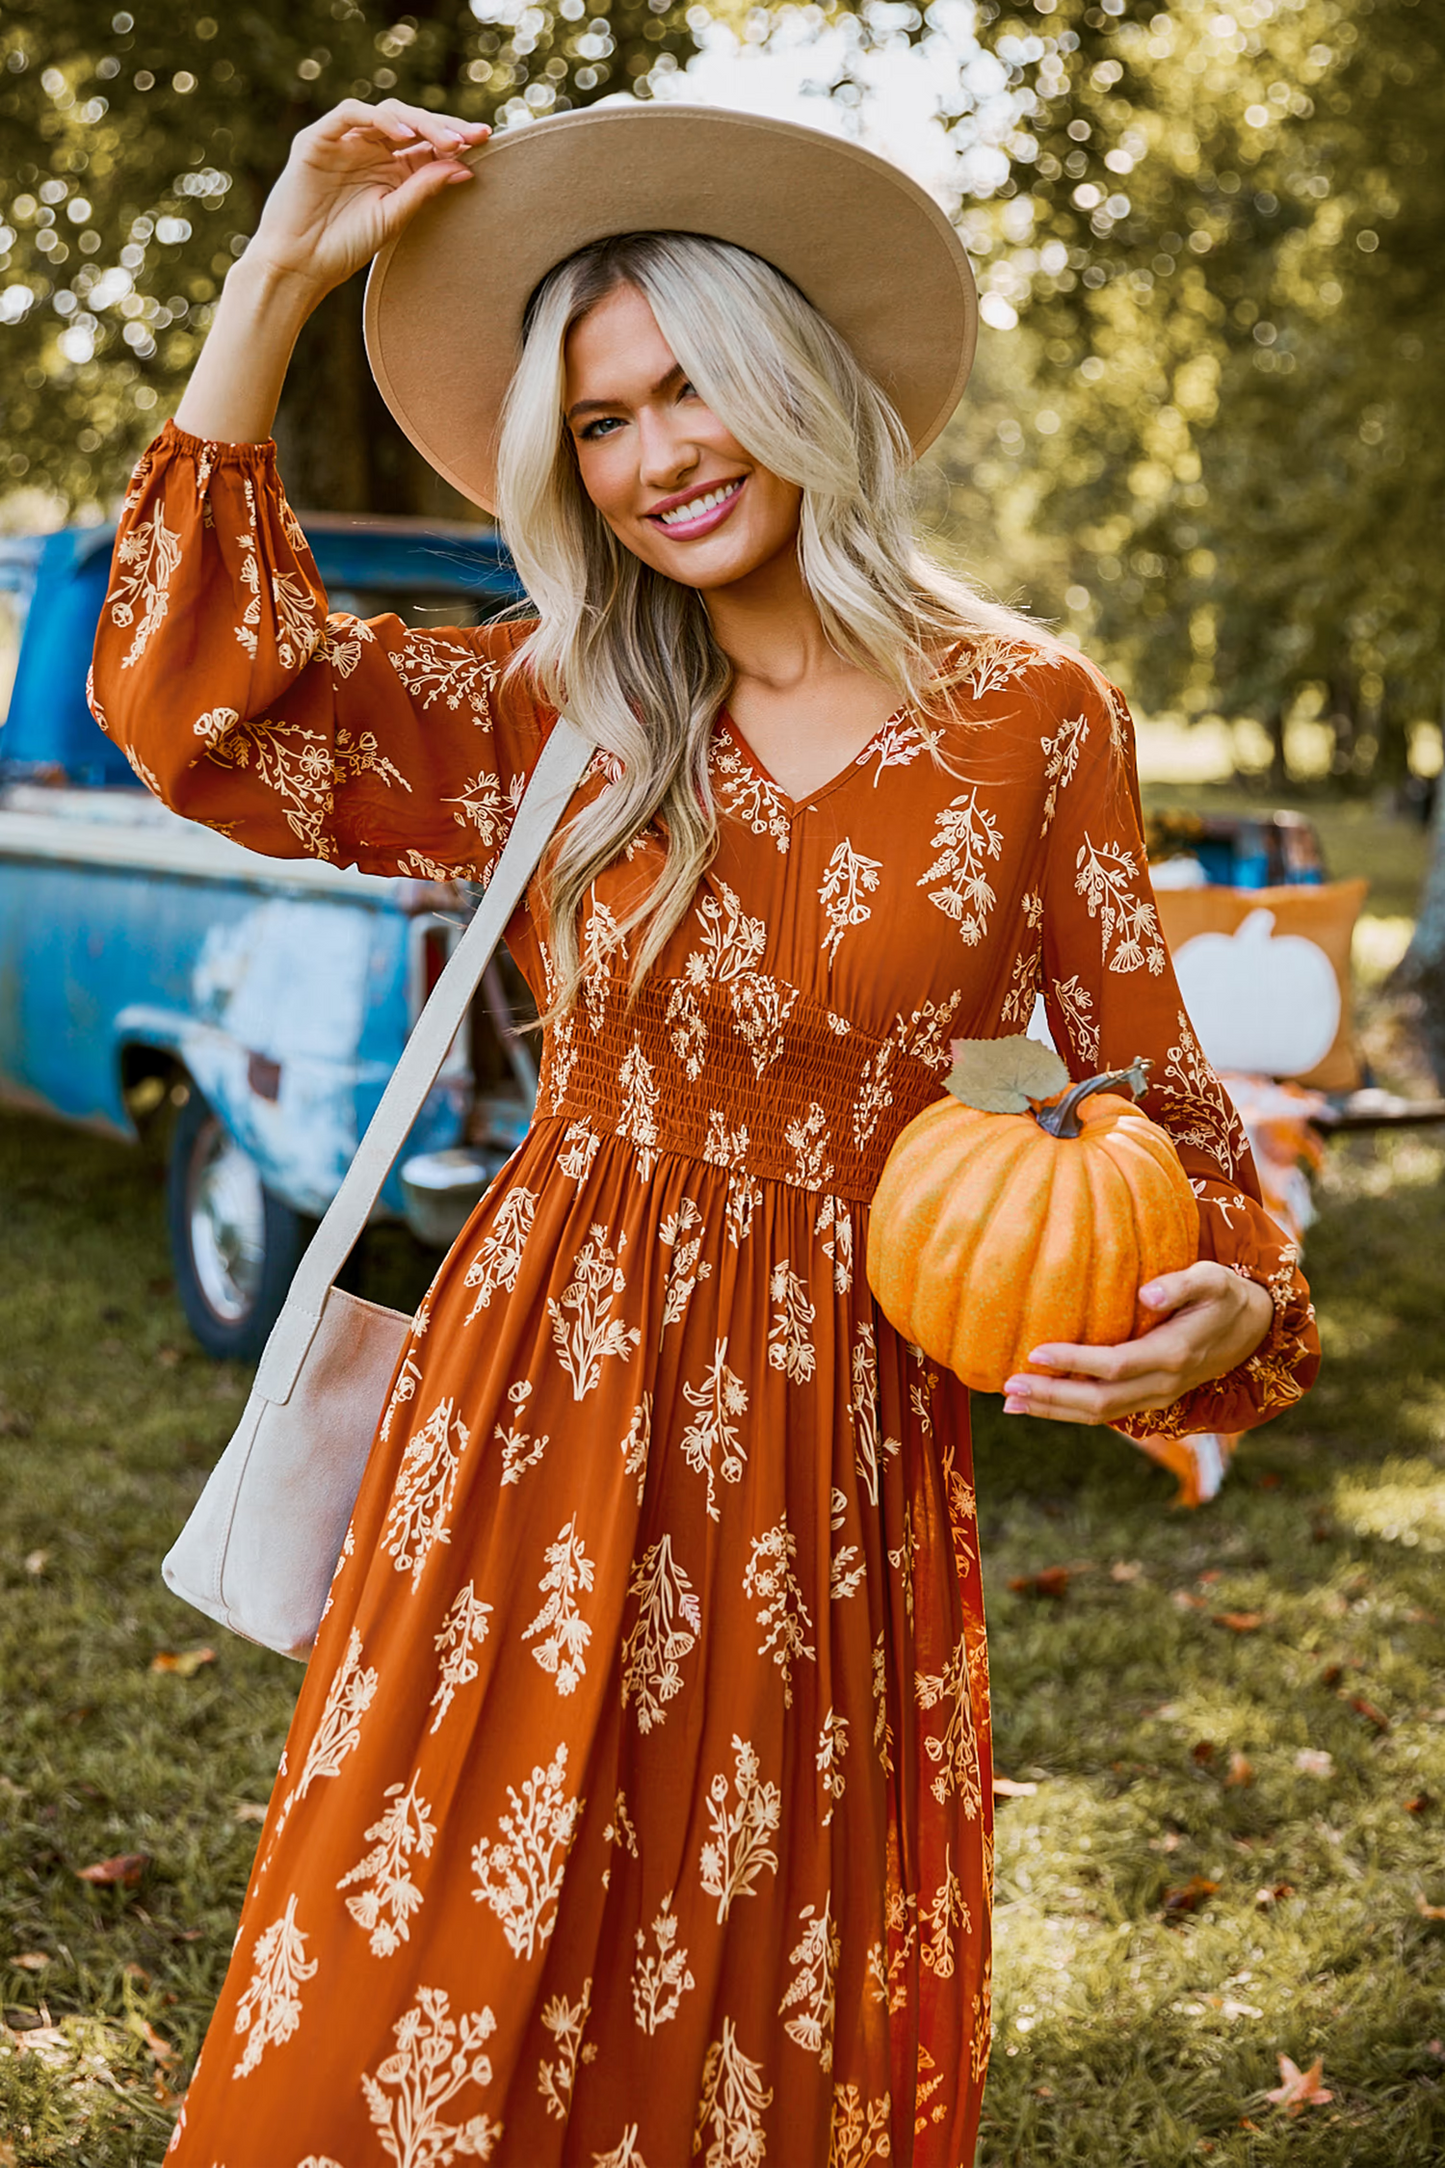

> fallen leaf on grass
[75,1852,149,1888]
[3,2015,67,2058]
[1191,1740,1216,1765]
[233,1801,268,1824]
[1265,2054,1333,2116]
[1163,1876,1220,1916]
[139,2018,174,2064]
[1403,1792,1433,1815]
[1294,1749,1334,1779]
[1415,1893,1445,1921]
[1172,1590,1210,1612]
[1347,1695,1390,1732]
[0,1776,28,1799]
[1224,1752,1255,1789]
[1213,1611,1267,1633]
[1007,1566,1070,1599]
[992,1776,1039,1798]
[0,2139,16,2165]
[1255,1882,1296,1908]
[1110,1560,1143,1583]
[10,1952,49,1972]
[155,1345,182,1369]
[22,1550,48,1577]
[150,1647,215,1677]
[122,1962,151,1986]
[1198,1568,1223,1584]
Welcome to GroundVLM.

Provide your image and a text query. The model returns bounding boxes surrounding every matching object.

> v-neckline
[716,703,912,815]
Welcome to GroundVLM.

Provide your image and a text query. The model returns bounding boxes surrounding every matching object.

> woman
[91,97,1317,2168]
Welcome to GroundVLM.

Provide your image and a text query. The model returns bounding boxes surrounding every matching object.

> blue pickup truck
[0,514,536,1360]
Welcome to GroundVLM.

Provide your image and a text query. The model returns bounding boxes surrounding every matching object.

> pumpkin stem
[1033,1057,1152,1139]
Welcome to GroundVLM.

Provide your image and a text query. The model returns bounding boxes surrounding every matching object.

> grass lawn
[2,807,1443,2163]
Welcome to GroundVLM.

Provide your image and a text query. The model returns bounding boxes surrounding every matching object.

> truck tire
[166,1086,306,1363]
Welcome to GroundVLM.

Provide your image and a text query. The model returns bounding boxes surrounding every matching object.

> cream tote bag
[162,718,590,1660]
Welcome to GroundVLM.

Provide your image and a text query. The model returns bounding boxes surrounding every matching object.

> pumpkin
[1172,906,1341,1079]
[866,1035,1198,1393]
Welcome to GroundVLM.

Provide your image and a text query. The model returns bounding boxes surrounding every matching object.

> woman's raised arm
[88,103,560,887]
[174,99,487,445]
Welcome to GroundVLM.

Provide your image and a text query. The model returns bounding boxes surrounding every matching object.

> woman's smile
[646,475,748,539]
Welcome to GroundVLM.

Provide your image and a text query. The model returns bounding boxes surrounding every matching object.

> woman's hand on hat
[1000,1261,1276,1426]
[248,99,489,302]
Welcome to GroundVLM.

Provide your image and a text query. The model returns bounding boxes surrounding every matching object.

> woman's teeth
[656,481,741,527]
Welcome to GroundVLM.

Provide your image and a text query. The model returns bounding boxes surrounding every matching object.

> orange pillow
[1152,878,1368,1092]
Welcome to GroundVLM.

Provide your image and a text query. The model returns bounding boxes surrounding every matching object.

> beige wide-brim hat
[363,103,977,514]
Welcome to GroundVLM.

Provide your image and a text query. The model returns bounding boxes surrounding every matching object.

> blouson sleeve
[88,421,550,883]
[1036,659,1320,1439]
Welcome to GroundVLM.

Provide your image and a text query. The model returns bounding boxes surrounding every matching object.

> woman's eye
[579,416,623,441]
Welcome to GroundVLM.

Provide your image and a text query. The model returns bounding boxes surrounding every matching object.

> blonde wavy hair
[495,230,1042,1010]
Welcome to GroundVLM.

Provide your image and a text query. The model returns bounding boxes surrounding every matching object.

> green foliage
[933,0,1442,763]
[0,0,1436,742]
[0,0,712,513]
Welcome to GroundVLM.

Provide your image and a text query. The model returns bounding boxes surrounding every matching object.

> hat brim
[363,104,977,515]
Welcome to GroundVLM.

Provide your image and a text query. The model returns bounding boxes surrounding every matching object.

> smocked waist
[534,973,945,1204]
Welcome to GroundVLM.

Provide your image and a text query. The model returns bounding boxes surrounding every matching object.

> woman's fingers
[999,1260,1272,1424]
[379,151,477,227]
[1137,1261,1219,1315]
[316,97,489,156]
[1003,1367,1178,1424]
[1021,1322,1192,1382]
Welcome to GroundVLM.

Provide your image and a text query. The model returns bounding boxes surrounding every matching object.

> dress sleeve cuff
[146,416,281,475]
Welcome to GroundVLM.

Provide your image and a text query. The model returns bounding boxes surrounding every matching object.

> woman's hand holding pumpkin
[1002,1261,1275,1425]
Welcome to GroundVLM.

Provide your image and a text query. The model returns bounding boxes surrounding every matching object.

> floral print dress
[90,423,1318,2168]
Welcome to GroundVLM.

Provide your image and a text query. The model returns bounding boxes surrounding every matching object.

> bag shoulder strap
[254,715,590,1404]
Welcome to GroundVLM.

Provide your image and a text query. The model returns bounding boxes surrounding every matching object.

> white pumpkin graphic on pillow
[1173,909,1341,1079]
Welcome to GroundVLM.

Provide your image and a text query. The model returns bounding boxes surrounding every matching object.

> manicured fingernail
[1004,1376,1029,1395]
[1004,1396,1029,1414]
[1139,1284,1164,1306]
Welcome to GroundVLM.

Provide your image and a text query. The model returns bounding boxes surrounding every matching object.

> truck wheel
[167,1087,306,1362]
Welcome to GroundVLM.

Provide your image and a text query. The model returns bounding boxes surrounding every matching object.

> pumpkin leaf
[946,1034,1070,1114]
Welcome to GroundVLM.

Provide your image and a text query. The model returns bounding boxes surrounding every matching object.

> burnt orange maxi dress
[91,425,1319,2168]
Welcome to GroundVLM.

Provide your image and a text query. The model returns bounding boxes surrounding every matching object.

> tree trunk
[272,270,485,522]
[1266,703,1289,791]
[1394,766,1445,1086]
